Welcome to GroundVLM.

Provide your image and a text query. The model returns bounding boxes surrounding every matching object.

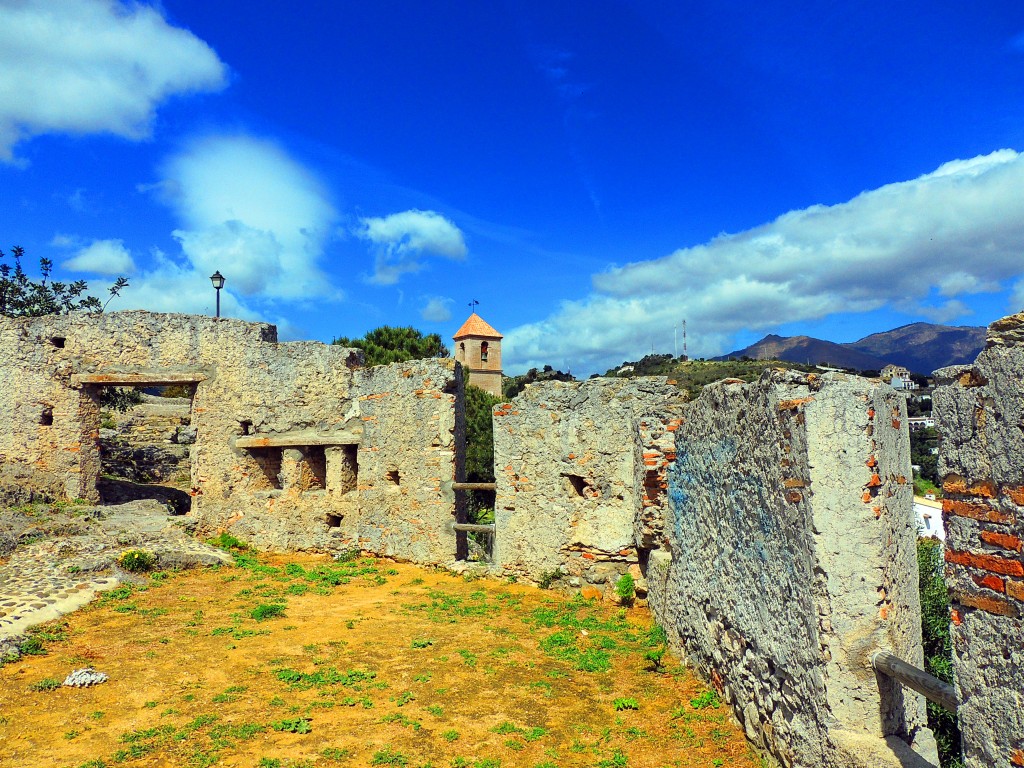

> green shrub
[689,689,721,709]
[118,549,156,572]
[614,574,635,606]
[251,603,286,622]
[613,697,639,711]
[918,539,962,767]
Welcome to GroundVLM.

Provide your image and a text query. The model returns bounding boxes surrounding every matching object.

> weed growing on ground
[613,698,640,711]
[690,690,721,710]
[118,549,157,572]
[251,603,287,621]
[28,677,62,691]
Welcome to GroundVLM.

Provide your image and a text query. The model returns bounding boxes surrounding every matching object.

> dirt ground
[0,548,760,768]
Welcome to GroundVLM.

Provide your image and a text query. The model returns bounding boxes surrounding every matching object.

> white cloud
[356,210,467,285]
[0,0,227,162]
[506,149,1024,374]
[420,295,454,322]
[153,134,339,300]
[63,238,136,275]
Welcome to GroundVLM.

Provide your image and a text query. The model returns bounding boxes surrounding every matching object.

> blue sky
[3,2,1024,375]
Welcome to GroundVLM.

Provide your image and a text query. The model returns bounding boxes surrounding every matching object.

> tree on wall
[1,246,128,317]
[331,325,449,367]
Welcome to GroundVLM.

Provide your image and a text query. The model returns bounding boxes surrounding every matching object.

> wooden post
[871,650,957,714]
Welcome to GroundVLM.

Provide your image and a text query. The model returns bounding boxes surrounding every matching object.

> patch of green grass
[321,747,351,761]
[442,730,459,742]
[382,712,422,730]
[28,677,62,692]
[371,747,409,766]
[613,698,639,711]
[270,717,311,734]
[251,602,287,621]
[690,690,721,710]
[207,533,249,551]
[411,637,434,648]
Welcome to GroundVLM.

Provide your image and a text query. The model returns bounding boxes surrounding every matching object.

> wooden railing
[871,650,957,714]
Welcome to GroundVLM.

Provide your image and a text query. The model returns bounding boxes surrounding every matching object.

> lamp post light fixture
[210,270,225,318]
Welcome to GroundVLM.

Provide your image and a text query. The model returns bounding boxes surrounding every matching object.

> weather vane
[469,299,479,311]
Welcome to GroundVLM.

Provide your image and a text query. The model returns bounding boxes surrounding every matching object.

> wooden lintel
[74,372,206,387]
[452,523,496,533]
[236,432,361,449]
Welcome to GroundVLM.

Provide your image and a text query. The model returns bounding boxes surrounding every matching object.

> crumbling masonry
[1,309,1021,768]
[0,312,462,562]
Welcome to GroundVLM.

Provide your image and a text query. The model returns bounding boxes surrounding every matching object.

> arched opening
[480,341,489,362]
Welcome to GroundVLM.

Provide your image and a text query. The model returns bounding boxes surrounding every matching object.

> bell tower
[453,312,503,397]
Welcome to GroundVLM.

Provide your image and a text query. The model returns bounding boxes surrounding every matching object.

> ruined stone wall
[492,377,684,591]
[655,370,932,768]
[493,368,935,767]
[932,311,1024,768]
[0,312,461,563]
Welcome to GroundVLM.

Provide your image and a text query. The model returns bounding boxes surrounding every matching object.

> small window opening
[249,447,283,490]
[386,469,401,486]
[50,337,66,348]
[563,473,589,498]
[40,407,54,426]
[459,342,465,358]
[239,420,253,435]
[480,341,489,362]
[326,513,343,528]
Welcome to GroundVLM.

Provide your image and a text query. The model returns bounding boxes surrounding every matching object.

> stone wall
[932,311,1024,768]
[656,370,933,768]
[0,312,461,563]
[492,377,685,591]
[491,369,936,768]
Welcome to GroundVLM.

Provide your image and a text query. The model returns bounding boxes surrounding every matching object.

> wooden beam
[452,482,497,491]
[871,650,957,714]
[74,372,206,386]
[236,432,360,448]
[453,523,496,533]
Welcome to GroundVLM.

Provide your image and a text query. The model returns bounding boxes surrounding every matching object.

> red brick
[867,408,875,420]
[1011,749,1024,767]
[866,474,882,488]
[943,498,1015,525]
[786,490,803,503]
[980,530,1023,552]
[950,608,962,626]
[783,478,806,488]
[862,492,873,503]
[777,397,813,410]
[1007,580,1024,602]
[971,573,1006,593]
[891,419,901,429]
[1005,486,1024,506]
[865,456,877,468]
[954,590,1018,617]
[945,549,1024,577]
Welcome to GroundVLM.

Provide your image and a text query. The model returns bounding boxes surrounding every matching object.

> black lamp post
[210,271,225,318]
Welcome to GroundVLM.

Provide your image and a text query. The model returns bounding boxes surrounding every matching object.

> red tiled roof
[453,313,503,340]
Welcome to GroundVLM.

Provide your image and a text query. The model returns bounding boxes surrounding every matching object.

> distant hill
[716,323,986,374]
[846,323,986,374]
[715,334,890,371]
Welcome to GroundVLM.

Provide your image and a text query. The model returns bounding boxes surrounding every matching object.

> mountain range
[715,322,987,375]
